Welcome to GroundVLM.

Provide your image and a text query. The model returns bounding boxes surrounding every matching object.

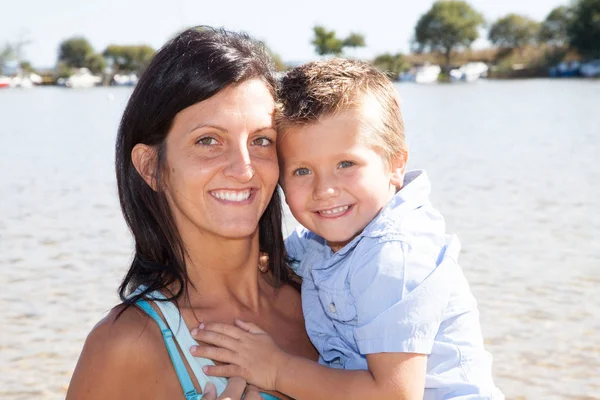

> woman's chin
[213,222,260,240]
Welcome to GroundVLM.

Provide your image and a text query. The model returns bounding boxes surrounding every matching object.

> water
[1,81,599,399]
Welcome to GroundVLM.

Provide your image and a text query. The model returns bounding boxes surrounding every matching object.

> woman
[66,27,318,400]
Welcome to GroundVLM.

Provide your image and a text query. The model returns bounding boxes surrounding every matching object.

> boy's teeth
[211,190,251,202]
[320,205,349,215]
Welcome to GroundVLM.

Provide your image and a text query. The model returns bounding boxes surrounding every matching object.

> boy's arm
[191,320,426,400]
[277,351,426,400]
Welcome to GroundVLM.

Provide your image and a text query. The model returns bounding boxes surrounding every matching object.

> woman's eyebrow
[188,123,227,134]
[188,124,275,135]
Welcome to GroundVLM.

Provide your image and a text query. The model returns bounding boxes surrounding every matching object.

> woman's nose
[223,144,254,182]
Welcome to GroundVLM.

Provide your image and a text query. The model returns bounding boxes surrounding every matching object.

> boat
[414,64,441,84]
[9,73,42,88]
[0,76,11,88]
[449,62,488,82]
[549,61,581,77]
[398,69,416,82]
[111,73,138,86]
[580,60,600,77]
[63,68,102,88]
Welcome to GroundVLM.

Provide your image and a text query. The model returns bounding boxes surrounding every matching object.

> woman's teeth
[211,190,251,202]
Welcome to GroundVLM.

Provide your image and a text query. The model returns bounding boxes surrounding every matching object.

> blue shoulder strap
[136,299,200,400]
[136,298,280,400]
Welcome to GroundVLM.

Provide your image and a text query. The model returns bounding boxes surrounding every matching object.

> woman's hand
[191,320,291,390]
[201,377,263,400]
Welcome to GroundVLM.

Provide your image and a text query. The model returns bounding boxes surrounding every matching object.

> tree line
[311,0,600,79]
[55,38,155,77]
[2,0,598,80]
[53,36,288,78]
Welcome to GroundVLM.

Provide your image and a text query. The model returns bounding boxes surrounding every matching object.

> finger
[196,322,246,340]
[192,329,241,351]
[243,385,263,400]
[203,364,245,379]
[234,319,265,334]
[201,382,216,400]
[190,344,238,364]
[217,376,246,400]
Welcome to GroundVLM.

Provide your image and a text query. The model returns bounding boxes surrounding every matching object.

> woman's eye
[252,137,273,147]
[196,136,218,146]
[338,161,355,168]
[293,168,311,176]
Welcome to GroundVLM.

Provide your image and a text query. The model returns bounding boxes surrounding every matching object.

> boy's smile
[315,204,353,218]
[278,100,404,252]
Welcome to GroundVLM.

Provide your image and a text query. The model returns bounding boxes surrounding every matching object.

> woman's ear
[389,153,407,189]
[131,143,159,191]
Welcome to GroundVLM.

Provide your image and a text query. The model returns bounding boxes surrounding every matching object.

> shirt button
[329,303,336,313]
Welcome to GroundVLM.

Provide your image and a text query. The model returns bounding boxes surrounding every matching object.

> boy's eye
[252,137,273,147]
[338,161,355,168]
[293,167,311,176]
[196,136,219,146]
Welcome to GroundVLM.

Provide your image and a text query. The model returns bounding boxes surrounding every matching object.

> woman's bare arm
[66,306,169,400]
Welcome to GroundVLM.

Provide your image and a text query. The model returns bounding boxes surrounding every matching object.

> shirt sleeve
[349,238,453,355]
[284,226,312,277]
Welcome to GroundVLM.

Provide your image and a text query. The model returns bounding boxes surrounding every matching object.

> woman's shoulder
[88,304,159,353]
[67,304,169,399]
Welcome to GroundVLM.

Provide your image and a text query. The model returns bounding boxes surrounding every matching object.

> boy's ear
[131,143,159,191]
[389,153,407,188]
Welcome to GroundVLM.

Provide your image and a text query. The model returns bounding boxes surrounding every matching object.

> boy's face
[278,99,404,252]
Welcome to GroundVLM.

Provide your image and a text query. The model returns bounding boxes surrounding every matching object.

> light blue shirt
[285,170,503,399]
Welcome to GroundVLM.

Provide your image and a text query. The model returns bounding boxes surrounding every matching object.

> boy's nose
[313,176,339,200]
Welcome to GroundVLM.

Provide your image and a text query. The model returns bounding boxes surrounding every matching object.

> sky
[1,0,567,68]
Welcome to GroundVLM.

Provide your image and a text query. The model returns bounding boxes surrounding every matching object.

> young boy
[192,59,504,399]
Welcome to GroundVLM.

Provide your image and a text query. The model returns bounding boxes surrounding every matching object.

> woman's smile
[209,188,256,204]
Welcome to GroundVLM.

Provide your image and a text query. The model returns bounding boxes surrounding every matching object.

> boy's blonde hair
[276,58,407,165]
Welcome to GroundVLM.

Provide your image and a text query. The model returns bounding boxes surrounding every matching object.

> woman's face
[162,79,279,242]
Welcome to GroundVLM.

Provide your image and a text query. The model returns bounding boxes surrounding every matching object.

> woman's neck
[176,229,268,314]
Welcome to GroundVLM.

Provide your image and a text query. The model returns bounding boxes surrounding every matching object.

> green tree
[269,51,287,72]
[58,37,94,68]
[568,0,600,58]
[372,53,409,80]
[0,44,16,74]
[258,42,287,71]
[539,6,573,46]
[1,44,15,60]
[311,26,344,56]
[342,32,366,58]
[103,45,155,73]
[19,60,34,73]
[311,26,368,57]
[343,32,366,49]
[414,0,484,66]
[85,53,106,75]
[488,14,540,50]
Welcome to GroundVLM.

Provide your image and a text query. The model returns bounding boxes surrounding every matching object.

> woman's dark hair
[116,26,295,308]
